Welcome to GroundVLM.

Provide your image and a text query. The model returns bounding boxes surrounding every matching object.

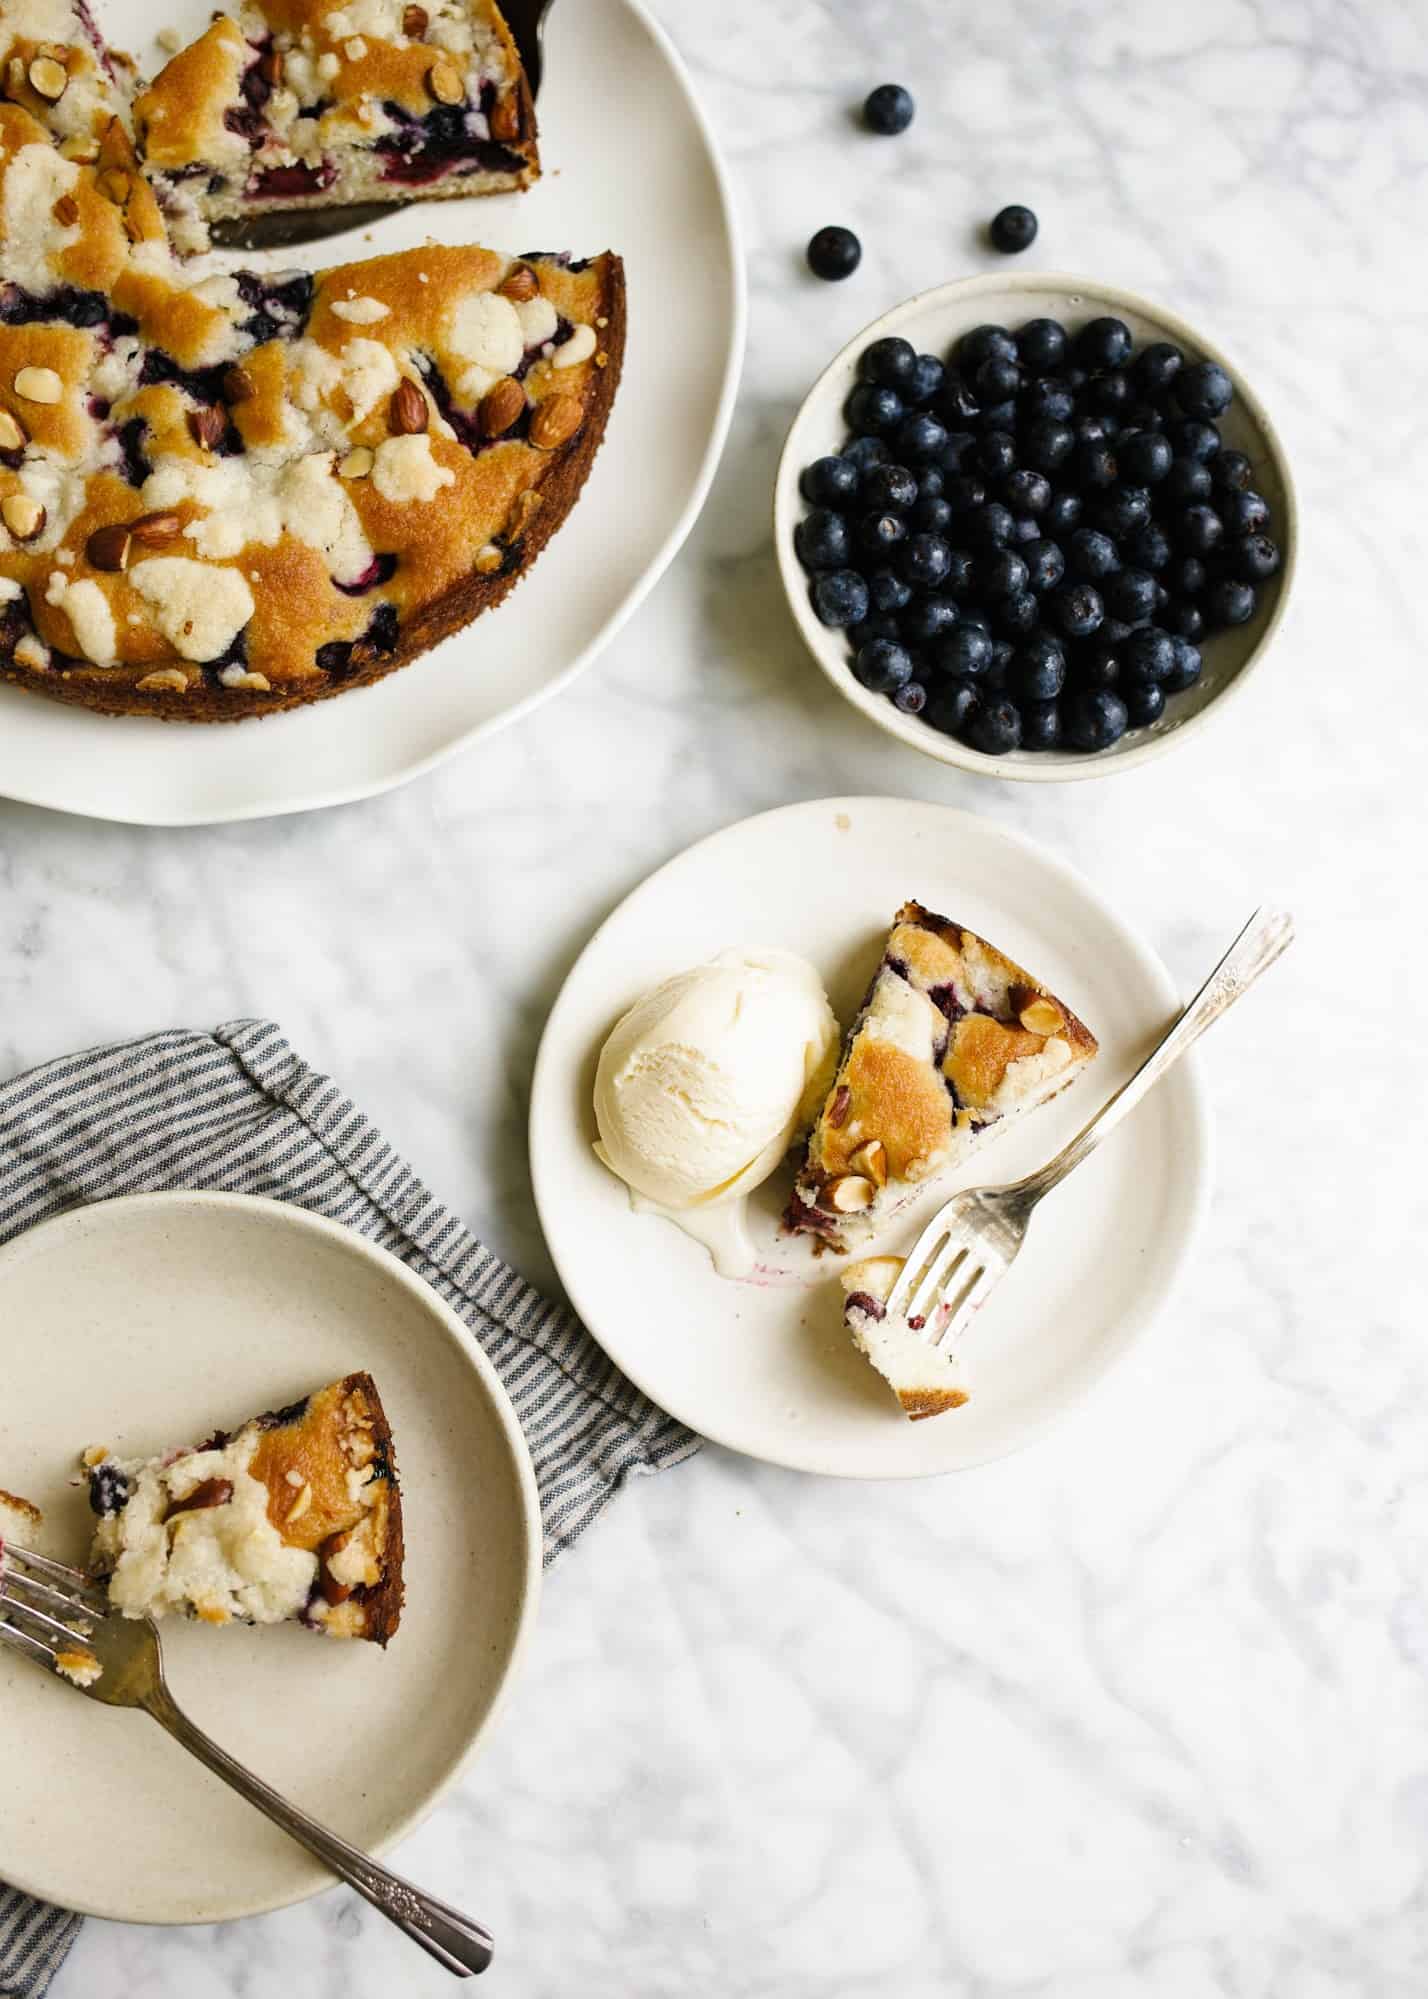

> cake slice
[0,0,135,162]
[786,901,1097,1253]
[135,0,537,252]
[840,1256,969,1420]
[84,1372,404,1643]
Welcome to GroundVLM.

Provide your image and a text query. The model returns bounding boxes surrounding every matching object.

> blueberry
[1163,637,1203,691]
[1075,412,1117,446]
[1166,555,1206,598]
[1232,533,1281,582]
[978,430,1018,479]
[1123,522,1171,572]
[1067,528,1120,580]
[853,637,915,692]
[1122,627,1176,684]
[846,382,903,435]
[857,510,907,555]
[981,548,1029,598]
[900,595,960,643]
[973,355,1022,403]
[936,374,982,424]
[944,473,987,513]
[1122,401,1167,433]
[1152,580,1170,610]
[927,677,980,736]
[997,589,1040,636]
[1161,458,1212,507]
[968,501,1015,548]
[916,466,946,499]
[1176,504,1225,556]
[849,614,901,649]
[1221,489,1270,535]
[1099,618,1135,648]
[1175,361,1234,419]
[843,435,890,472]
[978,398,1019,433]
[1075,644,1121,689]
[1164,599,1205,642]
[1018,698,1063,750]
[1009,515,1041,545]
[938,430,979,473]
[900,532,953,587]
[1065,687,1129,750]
[968,695,1022,753]
[1076,317,1133,370]
[867,566,913,613]
[1123,681,1166,727]
[1095,485,1151,539]
[1052,583,1104,638]
[1002,467,1051,515]
[1168,419,1221,462]
[911,494,953,533]
[1103,566,1157,624]
[863,81,915,133]
[1087,369,1132,415]
[1117,429,1173,484]
[989,204,1038,254]
[895,412,949,462]
[942,547,977,598]
[893,680,929,715]
[984,639,1015,690]
[859,336,917,389]
[935,623,994,677]
[1011,630,1067,700]
[1023,418,1075,473]
[863,463,918,511]
[1211,449,1254,494]
[1133,341,1184,397]
[811,569,869,626]
[794,508,850,570]
[800,455,860,507]
[1074,439,1119,489]
[1022,538,1065,593]
[956,325,1017,370]
[1044,490,1082,536]
[906,353,945,404]
[1205,577,1256,627]
[1023,377,1076,423]
[1017,319,1068,371]
[807,225,862,280]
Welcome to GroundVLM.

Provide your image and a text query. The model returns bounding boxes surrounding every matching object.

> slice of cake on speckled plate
[135,0,537,252]
[84,1372,404,1643]
[786,901,1098,1253]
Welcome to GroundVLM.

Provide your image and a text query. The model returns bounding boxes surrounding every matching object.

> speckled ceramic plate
[0,0,744,824]
[530,797,1212,1478]
[0,1193,541,1923]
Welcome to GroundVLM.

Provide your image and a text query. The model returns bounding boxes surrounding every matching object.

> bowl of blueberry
[775,273,1296,777]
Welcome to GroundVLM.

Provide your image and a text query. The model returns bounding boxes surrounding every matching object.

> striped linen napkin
[0,1020,698,1999]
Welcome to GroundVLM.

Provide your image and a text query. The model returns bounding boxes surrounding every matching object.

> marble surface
[4,0,1425,1991]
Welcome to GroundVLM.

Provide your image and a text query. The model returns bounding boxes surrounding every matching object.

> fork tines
[0,1542,107,1665]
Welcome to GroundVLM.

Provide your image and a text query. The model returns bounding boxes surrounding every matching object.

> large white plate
[0,1193,542,1923]
[530,798,1212,1478]
[0,0,745,824]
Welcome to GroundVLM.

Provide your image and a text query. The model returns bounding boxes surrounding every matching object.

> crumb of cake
[55,1645,102,1688]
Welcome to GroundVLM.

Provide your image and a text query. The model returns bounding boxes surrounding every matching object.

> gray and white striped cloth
[0,1020,698,1999]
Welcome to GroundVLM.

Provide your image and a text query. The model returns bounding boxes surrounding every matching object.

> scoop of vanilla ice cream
[593,949,839,1209]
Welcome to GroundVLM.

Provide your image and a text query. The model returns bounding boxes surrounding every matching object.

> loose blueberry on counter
[1017,318,1068,371]
[801,455,860,507]
[1205,577,1256,626]
[1066,686,1129,750]
[1123,681,1166,727]
[967,695,1022,753]
[807,225,862,280]
[854,637,916,691]
[860,336,917,389]
[794,509,851,569]
[846,382,903,433]
[864,83,915,134]
[1019,698,1063,750]
[988,204,1038,254]
[1175,361,1234,419]
[927,677,979,736]
[1232,533,1281,582]
[811,569,869,626]
[863,462,918,511]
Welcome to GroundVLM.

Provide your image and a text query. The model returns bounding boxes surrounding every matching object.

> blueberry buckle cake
[0,103,624,718]
[83,1372,405,1643]
[785,901,1098,1252]
[135,0,537,253]
[840,1257,968,1420]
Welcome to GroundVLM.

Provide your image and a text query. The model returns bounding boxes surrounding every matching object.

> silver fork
[0,1542,493,1976]
[887,907,1295,1343]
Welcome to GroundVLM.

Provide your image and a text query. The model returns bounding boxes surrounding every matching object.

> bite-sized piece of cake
[84,1372,404,1643]
[0,0,134,160]
[0,132,624,719]
[840,1257,968,1420]
[135,0,537,252]
[0,1484,45,1557]
[786,901,1098,1252]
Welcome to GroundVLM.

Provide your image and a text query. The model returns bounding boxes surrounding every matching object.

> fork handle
[1008,907,1294,1209]
[142,1685,493,1976]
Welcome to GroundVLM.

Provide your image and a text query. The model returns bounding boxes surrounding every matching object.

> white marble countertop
[5,0,1425,1991]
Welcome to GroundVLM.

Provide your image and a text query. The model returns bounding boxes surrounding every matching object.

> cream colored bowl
[774,272,1297,781]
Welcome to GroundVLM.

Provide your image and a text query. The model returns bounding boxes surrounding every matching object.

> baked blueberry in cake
[135,0,537,253]
[839,1256,969,1420]
[786,901,1098,1252]
[84,1372,405,1643]
[0,111,623,719]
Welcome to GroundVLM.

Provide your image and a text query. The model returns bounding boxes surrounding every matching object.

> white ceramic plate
[0,0,744,825]
[0,1193,542,1923]
[530,798,1211,1477]
[774,273,1298,781]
